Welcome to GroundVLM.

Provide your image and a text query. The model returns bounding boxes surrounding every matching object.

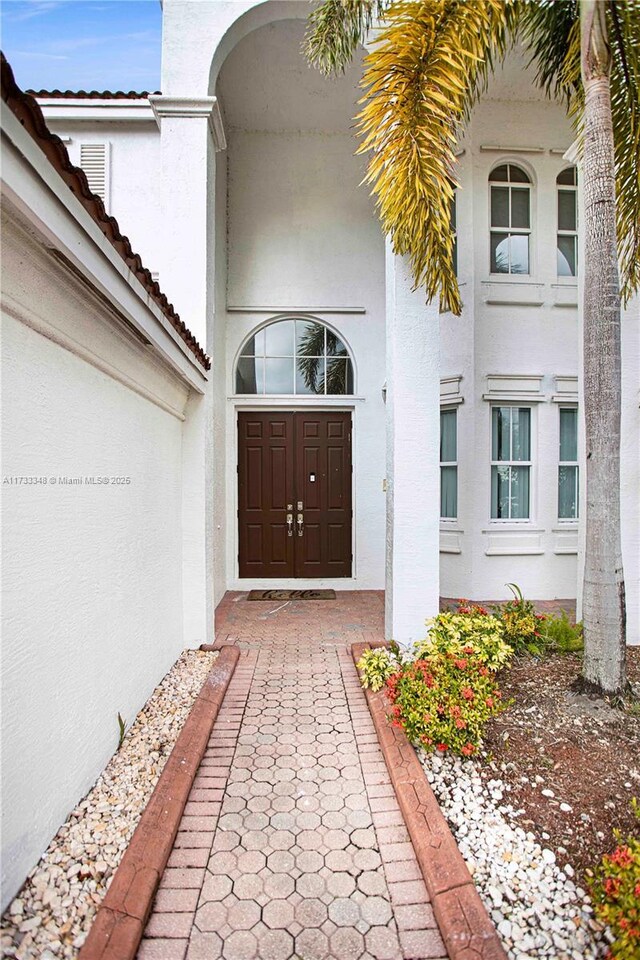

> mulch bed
[480,647,640,884]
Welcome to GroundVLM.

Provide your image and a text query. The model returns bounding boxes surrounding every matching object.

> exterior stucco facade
[1,0,638,911]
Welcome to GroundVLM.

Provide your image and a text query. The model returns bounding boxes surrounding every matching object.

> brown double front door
[238,411,352,579]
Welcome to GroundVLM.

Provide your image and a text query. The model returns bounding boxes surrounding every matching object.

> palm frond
[520,0,580,102]
[526,0,640,305]
[356,0,517,315]
[608,0,640,303]
[305,0,390,75]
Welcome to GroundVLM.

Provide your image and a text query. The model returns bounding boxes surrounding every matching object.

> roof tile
[1,55,209,371]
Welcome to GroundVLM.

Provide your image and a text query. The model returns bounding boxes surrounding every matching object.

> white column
[385,245,441,642]
[149,97,225,647]
[149,97,225,346]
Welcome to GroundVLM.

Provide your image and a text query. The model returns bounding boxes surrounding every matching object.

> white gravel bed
[419,750,611,960]
[1,649,218,960]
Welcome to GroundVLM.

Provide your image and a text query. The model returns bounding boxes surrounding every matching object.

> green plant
[117,712,126,749]
[492,583,545,656]
[589,802,640,959]
[415,609,513,673]
[538,611,584,654]
[356,647,398,692]
[385,652,505,757]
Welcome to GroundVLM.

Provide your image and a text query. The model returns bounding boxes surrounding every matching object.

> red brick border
[352,643,507,960]
[79,646,240,960]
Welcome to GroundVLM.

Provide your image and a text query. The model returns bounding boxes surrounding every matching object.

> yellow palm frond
[356,0,517,315]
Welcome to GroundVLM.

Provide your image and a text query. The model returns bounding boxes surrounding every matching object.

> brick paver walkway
[138,592,446,960]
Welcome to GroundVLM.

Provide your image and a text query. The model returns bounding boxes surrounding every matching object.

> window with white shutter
[79,142,109,205]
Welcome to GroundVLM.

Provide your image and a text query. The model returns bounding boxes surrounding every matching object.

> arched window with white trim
[235,318,354,395]
[489,163,531,275]
[557,167,578,277]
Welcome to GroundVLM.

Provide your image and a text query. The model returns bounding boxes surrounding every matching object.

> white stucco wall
[0,212,194,908]
[42,118,163,277]
[439,54,584,605]
[218,20,387,591]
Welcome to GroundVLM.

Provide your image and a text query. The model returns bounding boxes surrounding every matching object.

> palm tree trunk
[579,0,627,695]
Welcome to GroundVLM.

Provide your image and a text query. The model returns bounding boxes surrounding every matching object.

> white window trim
[440,406,458,522]
[489,404,535,523]
[557,404,579,523]
[488,164,533,277]
[557,169,578,278]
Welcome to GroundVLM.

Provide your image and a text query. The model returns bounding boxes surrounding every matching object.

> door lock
[286,513,293,537]
[297,513,304,536]
[297,501,303,511]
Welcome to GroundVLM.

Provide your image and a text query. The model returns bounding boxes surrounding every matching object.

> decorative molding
[440,375,464,406]
[483,529,545,556]
[552,375,578,403]
[230,396,366,406]
[482,280,545,307]
[227,305,366,314]
[483,373,546,403]
[552,527,579,555]
[39,100,156,123]
[440,528,463,554]
[480,144,545,154]
[551,282,578,308]
[148,95,226,151]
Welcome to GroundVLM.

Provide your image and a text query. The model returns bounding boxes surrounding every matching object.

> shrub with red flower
[384,649,505,756]
[589,807,640,960]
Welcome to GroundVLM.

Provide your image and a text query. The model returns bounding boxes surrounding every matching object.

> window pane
[490,165,508,182]
[557,234,577,277]
[491,233,510,273]
[264,357,294,393]
[265,319,295,356]
[559,407,578,461]
[441,466,457,518]
[491,187,509,227]
[511,408,531,461]
[326,329,348,357]
[558,190,576,231]
[241,330,265,357]
[296,356,323,394]
[510,465,530,518]
[511,188,530,228]
[509,234,529,274]
[509,165,530,183]
[326,358,351,394]
[236,357,263,394]
[492,407,511,461]
[558,465,578,519]
[557,167,576,186]
[440,410,457,462]
[296,319,325,355]
[491,465,511,518]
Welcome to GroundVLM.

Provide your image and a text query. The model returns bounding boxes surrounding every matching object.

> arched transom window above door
[235,318,355,396]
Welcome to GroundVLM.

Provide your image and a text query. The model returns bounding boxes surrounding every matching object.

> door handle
[297,513,304,537]
[287,513,293,537]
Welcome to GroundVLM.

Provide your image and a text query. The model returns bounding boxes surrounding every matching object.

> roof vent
[79,142,109,204]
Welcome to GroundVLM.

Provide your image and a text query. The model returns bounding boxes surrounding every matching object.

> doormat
[247,589,337,601]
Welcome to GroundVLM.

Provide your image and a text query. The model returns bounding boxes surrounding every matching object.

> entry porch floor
[137,591,448,960]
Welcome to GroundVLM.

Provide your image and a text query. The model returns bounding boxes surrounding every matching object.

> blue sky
[1,0,162,92]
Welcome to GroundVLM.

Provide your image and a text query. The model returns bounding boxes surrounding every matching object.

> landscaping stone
[419,750,609,960]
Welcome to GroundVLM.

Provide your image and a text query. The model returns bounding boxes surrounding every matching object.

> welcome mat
[247,589,336,601]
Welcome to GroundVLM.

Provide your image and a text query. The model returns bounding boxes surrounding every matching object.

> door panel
[238,413,295,578]
[294,412,352,578]
[238,411,352,579]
